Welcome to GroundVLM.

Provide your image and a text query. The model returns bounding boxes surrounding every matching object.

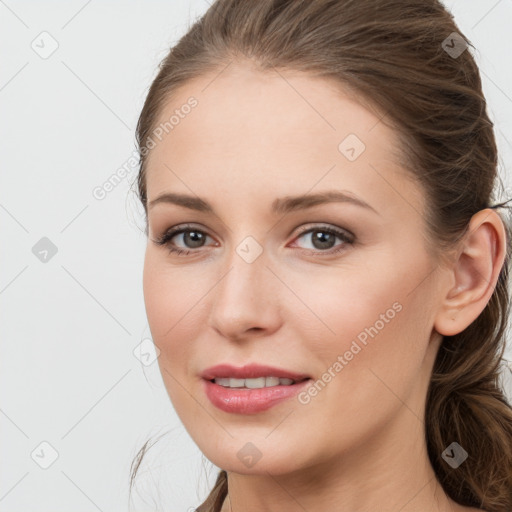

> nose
[207,243,283,342]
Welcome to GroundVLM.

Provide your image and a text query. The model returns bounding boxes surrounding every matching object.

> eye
[152,224,215,256]
[291,224,354,255]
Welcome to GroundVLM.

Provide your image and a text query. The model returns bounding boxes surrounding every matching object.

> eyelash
[153,223,355,257]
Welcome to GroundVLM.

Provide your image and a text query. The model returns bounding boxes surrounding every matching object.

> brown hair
[131,1,512,511]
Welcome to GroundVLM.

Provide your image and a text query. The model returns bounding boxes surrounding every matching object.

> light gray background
[1,1,511,511]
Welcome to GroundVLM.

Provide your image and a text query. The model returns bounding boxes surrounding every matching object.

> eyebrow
[148,190,379,215]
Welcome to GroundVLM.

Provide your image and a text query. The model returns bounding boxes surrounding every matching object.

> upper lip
[200,363,311,382]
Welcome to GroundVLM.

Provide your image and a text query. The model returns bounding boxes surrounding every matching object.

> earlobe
[434,209,507,337]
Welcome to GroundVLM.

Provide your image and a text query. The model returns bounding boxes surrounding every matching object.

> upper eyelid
[294,224,354,237]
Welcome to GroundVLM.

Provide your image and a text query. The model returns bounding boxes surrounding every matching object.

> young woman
[130,1,512,510]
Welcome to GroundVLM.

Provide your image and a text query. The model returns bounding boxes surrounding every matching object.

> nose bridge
[208,233,281,337]
[217,238,269,312]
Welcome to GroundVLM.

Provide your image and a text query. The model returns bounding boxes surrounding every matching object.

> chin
[197,437,309,477]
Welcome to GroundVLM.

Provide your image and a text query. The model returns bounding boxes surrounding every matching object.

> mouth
[202,376,313,414]
[199,363,313,414]
[207,376,311,389]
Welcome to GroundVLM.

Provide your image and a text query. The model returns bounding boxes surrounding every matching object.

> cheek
[280,263,405,356]
[288,254,432,389]
[143,256,202,418]
[143,249,202,331]
[142,252,198,366]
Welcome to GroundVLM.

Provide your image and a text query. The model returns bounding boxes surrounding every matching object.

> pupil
[184,231,204,248]
[312,231,335,250]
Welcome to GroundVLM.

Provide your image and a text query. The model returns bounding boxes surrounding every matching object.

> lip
[200,363,311,382]
[200,363,312,415]
[202,378,312,414]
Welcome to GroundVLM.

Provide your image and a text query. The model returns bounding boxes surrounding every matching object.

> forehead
[145,62,424,220]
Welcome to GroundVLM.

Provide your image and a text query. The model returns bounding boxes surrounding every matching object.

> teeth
[213,376,296,388]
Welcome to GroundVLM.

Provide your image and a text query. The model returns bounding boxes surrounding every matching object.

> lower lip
[203,378,312,414]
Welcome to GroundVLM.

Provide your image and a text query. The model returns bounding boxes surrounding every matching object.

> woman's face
[142,62,445,476]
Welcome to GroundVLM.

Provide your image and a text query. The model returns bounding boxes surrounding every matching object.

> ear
[434,208,507,337]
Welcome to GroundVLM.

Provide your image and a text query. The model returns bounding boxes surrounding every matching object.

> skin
[142,60,506,512]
